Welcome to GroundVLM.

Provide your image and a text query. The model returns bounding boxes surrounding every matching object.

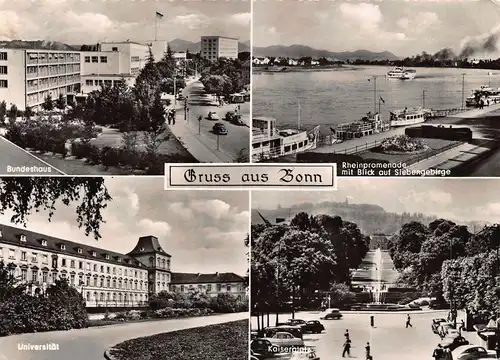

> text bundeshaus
[165,164,336,190]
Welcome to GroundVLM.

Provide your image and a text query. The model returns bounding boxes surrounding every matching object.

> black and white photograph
[0,177,249,360]
[251,179,500,360]
[0,0,250,175]
[252,0,500,177]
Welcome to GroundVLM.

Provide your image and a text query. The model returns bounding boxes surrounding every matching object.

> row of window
[0,247,147,279]
[86,291,147,303]
[27,53,80,65]
[26,64,80,78]
[84,56,108,64]
[26,85,77,106]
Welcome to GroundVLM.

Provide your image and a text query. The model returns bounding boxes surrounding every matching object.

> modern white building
[200,36,239,61]
[80,41,149,94]
[0,49,81,111]
[0,223,246,308]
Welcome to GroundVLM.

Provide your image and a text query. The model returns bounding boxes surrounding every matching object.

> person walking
[432,344,444,360]
[365,342,371,360]
[406,314,412,328]
[342,339,351,357]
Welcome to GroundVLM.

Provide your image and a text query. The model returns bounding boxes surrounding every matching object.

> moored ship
[390,107,426,127]
[386,67,416,80]
[252,117,320,161]
[333,112,390,140]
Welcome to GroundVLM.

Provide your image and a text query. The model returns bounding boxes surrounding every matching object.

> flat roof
[201,36,239,40]
[82,74,135,78]
[101,41,147,46]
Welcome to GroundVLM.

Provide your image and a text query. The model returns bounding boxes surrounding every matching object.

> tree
[0,178,112,240]
[0,100,7,123]
[141,90,168,155]
[329,283,356,307]
[7,104,18,123]
[24,107,33,120]
[56,94,66,110]
[0,261,26,302]
[42,94,54,111]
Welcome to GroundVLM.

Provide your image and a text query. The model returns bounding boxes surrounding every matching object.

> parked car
[207,111,220,120]
[286,319,307,327]
[264,325,303,340]
[262,331,305,348]
[451,345,497,359]
[432,318,448,334]
[320,308,343,320]
[302,320,325,334]
[440,335,469,352]
[289,348,320,360]
[250,339,275,359]
[212,123,228,135]
[429,299,450,309]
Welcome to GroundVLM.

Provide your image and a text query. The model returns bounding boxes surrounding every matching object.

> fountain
[371,248,386,304]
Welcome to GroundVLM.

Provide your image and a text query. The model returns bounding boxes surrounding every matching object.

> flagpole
[155,16,157,41]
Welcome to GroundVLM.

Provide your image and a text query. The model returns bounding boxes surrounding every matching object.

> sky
[0,0,250,44]
[252,178,500,225]
[253,0,500,58]
[0,177,249,275]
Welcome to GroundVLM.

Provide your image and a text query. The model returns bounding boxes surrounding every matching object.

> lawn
[108,319,248,360]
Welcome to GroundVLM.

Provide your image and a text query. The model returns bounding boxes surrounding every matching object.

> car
[320,308,343,320]
[432,318,448,334]
[302,320,325,334]
[265,325,303,340]
[250,339,275,359]
[262,331,305,349]
[207,111,220,120]
[451,345,497,360]
[212,123,228,135]
[286,319,307,327]
[289,348,320,360]
[440,335,470,352]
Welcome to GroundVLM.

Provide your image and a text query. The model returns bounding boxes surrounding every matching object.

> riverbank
[253,64,354,73]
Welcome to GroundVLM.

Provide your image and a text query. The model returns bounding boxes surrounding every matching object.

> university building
[0,224,247,307]
[0,49,81,111]
[200,36,239,61]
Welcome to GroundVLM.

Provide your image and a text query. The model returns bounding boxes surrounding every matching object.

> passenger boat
[386,67,416,80]
[333,112,390,140]
[390,107,426,127]
[465,86,500,107]
[252,117,320,161]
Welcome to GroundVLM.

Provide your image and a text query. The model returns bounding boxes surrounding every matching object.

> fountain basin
[350,303,422,312]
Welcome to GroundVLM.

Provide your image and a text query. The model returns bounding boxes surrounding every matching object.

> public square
[252,310,475,360]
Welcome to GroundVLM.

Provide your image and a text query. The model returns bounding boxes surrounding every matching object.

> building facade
[80,41,148,94]
[0,224,245,307]
[170,272,247,300]
[0,49,81,111]
[200,36,238,61]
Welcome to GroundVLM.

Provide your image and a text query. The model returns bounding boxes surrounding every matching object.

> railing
[405,141,464,166]
[331,140,382,155]
[427,108,465,118]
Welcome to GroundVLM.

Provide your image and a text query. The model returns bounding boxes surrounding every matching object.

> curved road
[0,137,64,175]
[0,312,247,360]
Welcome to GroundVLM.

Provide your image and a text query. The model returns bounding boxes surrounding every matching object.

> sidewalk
[166,119,233,163]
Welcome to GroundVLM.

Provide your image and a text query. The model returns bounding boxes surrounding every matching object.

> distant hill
[168,38,250,54]
[252,201,486,235]
[253,44,399,61]
[0,40,78,50]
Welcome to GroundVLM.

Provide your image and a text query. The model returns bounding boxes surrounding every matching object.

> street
[0,312,247,360]
[252,310,478,360]
[0,137,64,175]
[175,80,250,162]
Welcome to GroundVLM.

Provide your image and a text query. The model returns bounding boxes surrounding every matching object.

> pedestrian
[406,314,412,328]
[365,342,371,360]
[342,339,351,357]
[344,329,349,341]
[459,319,465,332]
[370,315,374,327]
[432,344,444,360]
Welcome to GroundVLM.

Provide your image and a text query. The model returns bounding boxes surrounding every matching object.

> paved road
[0,137,64,175]
[179,80,250,162]
[253,310,479,360]
[0,312,247,360]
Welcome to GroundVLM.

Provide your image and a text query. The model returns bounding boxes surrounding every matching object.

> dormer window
[92,251,96,257]
[140,247,145,252]
[41,239,47,246]
[117,257,121,262]
[127,260,132,264]
[77,248,83,254]
[105,254,110,260]
[60,244,66,250]
[138,263,142,267]
[20,234,27,242]
[0,230,3,237]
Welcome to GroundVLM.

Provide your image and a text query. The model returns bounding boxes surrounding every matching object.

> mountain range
[0,39,251,53]
[252,201,487,235]
[253,44,399,61]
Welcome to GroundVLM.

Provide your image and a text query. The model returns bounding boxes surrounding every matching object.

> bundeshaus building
[0,224,247,307]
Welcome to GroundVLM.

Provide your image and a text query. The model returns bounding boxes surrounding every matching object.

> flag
[380,96,385,104]
[156,11,164,19]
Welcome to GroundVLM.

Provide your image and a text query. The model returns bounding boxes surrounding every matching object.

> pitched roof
[0,223,146,269]
[127,235,171,257]
[170,272,245,284]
